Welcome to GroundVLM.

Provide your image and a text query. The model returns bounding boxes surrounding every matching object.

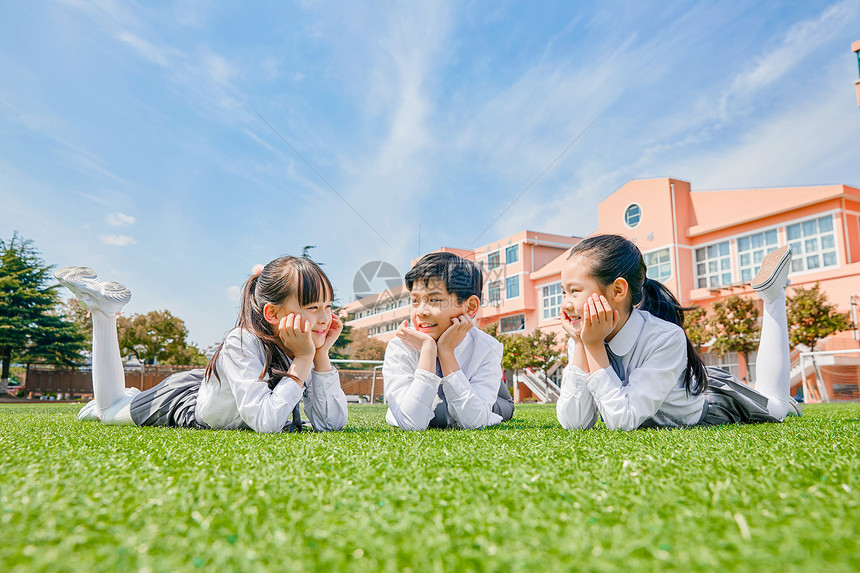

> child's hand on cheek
[579,294,618,347]
[278,313,316,359]
[318,313,343,354]
[396,320,435,351]
[561,310,581,342]
[437,314,473,355]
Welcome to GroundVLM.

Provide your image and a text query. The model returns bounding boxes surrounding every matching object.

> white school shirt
[196,327,348,433]
[556,309,706,431]
[383,328,504,430]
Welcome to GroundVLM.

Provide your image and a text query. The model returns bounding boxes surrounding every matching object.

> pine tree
[0,233,87,393]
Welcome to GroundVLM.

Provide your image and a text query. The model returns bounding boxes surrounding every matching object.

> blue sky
[2,0,859,350]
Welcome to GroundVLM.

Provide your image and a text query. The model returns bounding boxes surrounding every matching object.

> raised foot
[54,266,131,316]
[751,246,792,304]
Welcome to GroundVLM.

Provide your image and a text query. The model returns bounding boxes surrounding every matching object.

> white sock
[754,289,792,421]
[91,310,130,421]
[99,394,136,425]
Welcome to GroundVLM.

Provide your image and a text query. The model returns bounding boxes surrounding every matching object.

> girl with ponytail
[56,256,347,433]
[556,234,800,430]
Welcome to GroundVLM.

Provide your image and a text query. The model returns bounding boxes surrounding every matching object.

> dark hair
[405,251,482,303]
[568,234,708,395]
[204,256,334,388]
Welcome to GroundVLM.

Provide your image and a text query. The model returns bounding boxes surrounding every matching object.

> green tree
[483,322,528,384]
[117,310,203,365]
[301,245,318,261]
[708,295,760,376]
[520,328,562,380]
[0,233,87,393]
[62,297,92,350]
[683,305,710,350]
[329,320,352,360]
[347,327,385,362]
[786,283,853,350]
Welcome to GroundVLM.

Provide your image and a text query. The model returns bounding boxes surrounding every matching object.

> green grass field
[1,403,859,572]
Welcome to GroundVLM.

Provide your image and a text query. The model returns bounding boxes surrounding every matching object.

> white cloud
[106,212,135,226]
[226,285,241,303]
[718,1,857,119]
[678,69,860,189]
[204,51,236,87]
[115,31,170,67]
[99,234,136,246]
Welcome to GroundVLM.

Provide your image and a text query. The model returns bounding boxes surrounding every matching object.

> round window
[624,204,641,228]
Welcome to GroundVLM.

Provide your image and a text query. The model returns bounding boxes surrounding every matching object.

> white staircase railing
[515,368,560,403]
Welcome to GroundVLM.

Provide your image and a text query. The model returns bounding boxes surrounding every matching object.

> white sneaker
[751,246,792,304]
[76,399,99,421]
[54,266,131,316]
[786,398,803,417]
[76,388,139,422]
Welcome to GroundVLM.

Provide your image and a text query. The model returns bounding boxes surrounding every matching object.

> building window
[488,280,501,303]
[487,251,500,270]
[499,314,525,333]
[787,215,838,273]
[701,351,740,379]
[644,249,671,283]
[695,241,732,288]
[737,229,779,283]
[624,204,641,228]
[506,276,520,299]
[542,283,563,320]
[505,245,519,264]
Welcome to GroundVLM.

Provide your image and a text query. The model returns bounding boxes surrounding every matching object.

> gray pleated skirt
[699,366,793,426]
[129,369,208,429]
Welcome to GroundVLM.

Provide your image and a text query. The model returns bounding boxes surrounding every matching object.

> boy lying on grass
[383,252,514,430]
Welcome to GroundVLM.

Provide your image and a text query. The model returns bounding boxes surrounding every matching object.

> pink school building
[343,177,860,399]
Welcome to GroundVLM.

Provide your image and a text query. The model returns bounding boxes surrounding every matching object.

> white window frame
[505,245,519,265]
[736,228,780,284]
[488,280,501,303]
[487,251,501,270]
[499,314,526,333]
[786,214,839,274]
[624,203,642,228]
[541,282,563,320]
[695,240,732,288]
[643,248,671,283]
[505,276,520,299]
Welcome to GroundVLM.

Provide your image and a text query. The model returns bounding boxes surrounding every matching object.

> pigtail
[638,278,708,396]
[637,278,684,326]
[204,272,263,382]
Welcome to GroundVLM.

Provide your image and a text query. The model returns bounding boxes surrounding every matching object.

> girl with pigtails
[556,234,801,431]
[55,256,348,433]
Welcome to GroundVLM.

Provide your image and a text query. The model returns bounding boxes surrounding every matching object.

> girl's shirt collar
[606,308,646,357]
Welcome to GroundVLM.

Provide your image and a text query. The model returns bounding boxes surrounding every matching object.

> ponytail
[638,278,708,395]
[570,235,708,396]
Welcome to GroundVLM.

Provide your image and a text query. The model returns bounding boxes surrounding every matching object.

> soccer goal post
[799,349,860,403]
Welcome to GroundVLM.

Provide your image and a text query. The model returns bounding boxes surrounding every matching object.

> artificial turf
[1,403,858,572]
